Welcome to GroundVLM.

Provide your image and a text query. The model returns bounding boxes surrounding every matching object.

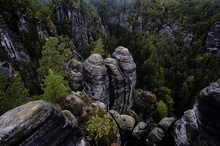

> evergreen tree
[91,38,105,56]
[153,100,168,122]
[38,37,72,77]
[41,70,71,103]
[0,72,29,115]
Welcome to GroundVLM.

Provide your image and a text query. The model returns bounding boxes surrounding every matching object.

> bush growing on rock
[86,114,117,146]
[153,100,169,123]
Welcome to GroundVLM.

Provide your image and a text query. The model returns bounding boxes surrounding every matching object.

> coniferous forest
[0,0,220,146]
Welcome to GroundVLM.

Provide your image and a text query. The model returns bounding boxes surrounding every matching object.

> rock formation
[146,117,175,146]
[173,79,220,146]
[159,21,193,46]
[105,58,127,113]
[132,122,147,139]
[132,89,157,121]
[82,46,136,113]
[110,46,136,113]
[66,58,83,91]
[0,14,30,63]
[0,100,86,146]
[206,21,220,55]
[82,54,110,106]
[56,7,107,46]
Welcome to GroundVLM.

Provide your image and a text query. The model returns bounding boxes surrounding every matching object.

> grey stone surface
[206,21,220,55]
[132,122,147,139]
[146,127,165,145]
[0,14,30,63]
[133,89,157,121]
[0,100,85,146]
[173,79,220,146]
[82,54,109,105]
[158,117,176,131]
[56,7,107,46]
[109,110,135,131]
[159,21,193,46]
[105,58,126,113]
[111,46,136,113]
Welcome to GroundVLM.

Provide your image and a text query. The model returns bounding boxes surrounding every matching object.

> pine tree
[0,72,29,115]
[38,37,72,77]
[91,38,105,56]
[41,70,71,103]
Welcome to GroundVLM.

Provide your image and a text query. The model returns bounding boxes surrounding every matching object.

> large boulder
[110,46,136,113]
[65,58,83,91]
[0,100,86,146]
[133,89,157,121]
[146,117,175,146]
[109,110,135,131]
[206,21,220,55]
[132,122,147,139]
[82,54,109,106]
[173,79,220,146]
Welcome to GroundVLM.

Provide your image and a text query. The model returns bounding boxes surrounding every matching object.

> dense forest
[0,0,220,145]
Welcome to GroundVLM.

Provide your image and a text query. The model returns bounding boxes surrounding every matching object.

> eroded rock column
[82,54,109,106]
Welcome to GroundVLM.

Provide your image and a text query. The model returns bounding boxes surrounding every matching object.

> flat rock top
[115,46,130,55]
[87,54,104,66]
[0,100,54,141]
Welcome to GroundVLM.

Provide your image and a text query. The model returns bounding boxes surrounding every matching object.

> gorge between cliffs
[1,0,220,146]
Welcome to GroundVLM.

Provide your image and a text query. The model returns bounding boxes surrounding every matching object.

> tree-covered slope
[0,0,220,118]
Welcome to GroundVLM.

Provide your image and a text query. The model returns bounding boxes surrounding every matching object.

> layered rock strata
[146,117,175,146]
[132,89,157,121]
[0,100,85,146]
[110,46,136,113]
[206,21,220,55]
[82,54,110,106]
[173,79,220,146]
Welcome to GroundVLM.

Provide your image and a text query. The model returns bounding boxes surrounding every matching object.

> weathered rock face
[105,58,126,113]
[79,46,136,113]
[56,7,107,46]
[0,14,30,63]
[66,59,83,91]
[82,54,110,106]
[159,21,193,46]
[206,21,220,55]
[132,122,147,139]
[109,110,135,131]
[132,89,157,121]
[146,117,176,146]
[0,100,86,146]
[173,79,220,146]
[110,46,136,113]
[14,7,30,36]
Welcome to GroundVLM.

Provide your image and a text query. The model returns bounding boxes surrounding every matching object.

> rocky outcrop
[0,100,86,146]
[82,54,110,106]
[173,79,220,146]
[109,110,135,131]
[206,21,220,55]
[56,7,107,46]
[159,21,193,46]
[0,14,30,63]
[74,46,136,113]
[105,58,127,113]
[14,7,30,36]
[66,59,83,91]
[146,117,175,146]
[132,122,147,139]
[110,46,136,113]
[0,60,12,76]
[132,90,157,121]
